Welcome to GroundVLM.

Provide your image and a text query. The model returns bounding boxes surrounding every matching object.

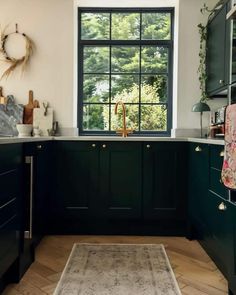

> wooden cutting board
[0,87,7,104]
[23,90,39,124]
[33,107,53,136]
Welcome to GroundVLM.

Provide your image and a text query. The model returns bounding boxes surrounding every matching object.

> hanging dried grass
[0,25,34,79]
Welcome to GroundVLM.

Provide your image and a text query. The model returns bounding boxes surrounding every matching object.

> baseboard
[46,218,187,236]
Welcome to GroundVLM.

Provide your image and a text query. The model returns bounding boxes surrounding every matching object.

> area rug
[53,244,181,295]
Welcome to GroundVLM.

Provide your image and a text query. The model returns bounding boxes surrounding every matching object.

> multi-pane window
[78,9,173,135]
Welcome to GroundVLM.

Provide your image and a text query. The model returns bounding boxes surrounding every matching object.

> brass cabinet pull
[92,144,96,148]
[37,144,42,150]
[102,144,106,148]
[218,202,227,211]
[146,144,151,149]
[220,151,224,157]
[195,146,202,152]
[219,178,222,184]
[219,79,224,84]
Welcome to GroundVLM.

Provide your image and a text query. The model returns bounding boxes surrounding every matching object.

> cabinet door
[100,142,142,219]
[53,141,99,219]
[206,193,234,280]
[143,142,187,221]
[206,3,230,95]
[229,201,236,294]
[0,144,22,277]
[188,143,209,232]
[34,142,52,244]
[23,142,52,246]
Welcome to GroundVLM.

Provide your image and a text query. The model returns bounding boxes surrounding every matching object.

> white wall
[0,0,226,134]
[0,0,74,129]
[177,0,227,133]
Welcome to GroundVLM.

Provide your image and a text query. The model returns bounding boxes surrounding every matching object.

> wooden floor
[3,236,228,295]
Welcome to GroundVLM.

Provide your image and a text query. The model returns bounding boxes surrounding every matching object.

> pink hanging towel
[221,104,236,189]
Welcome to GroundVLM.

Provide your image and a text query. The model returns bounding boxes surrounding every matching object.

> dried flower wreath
[0,24,34,79]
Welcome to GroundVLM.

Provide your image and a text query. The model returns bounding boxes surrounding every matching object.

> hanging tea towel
[221,104,236,189]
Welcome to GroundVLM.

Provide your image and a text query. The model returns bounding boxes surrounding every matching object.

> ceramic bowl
[16,124,33,137]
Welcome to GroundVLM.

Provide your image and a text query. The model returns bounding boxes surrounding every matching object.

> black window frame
[77,7,174,136]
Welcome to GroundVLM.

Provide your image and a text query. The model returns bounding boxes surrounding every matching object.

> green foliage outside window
[79,10,173,133]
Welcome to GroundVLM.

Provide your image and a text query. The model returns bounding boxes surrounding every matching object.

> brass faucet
[114,101,133,137]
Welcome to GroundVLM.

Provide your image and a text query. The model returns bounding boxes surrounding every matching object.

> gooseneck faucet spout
[114,101,133,137]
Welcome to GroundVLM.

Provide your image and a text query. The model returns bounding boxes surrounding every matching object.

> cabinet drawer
[210,145,224,170]
[209,168,228,199]
[0,169,19,204]
[0,198,17,227]
[24,141,51,156]
[0,144,22,174]
[0,215,18,276]
[206,192,233,278]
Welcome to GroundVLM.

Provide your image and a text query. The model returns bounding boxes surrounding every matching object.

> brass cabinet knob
[92,144,96,148]
[37,145,42,150]
[102,144,106,148]
[219,178,222,184]
[195,146,202,152]
[219,79,224,84]
[146,144,151,149]
[220,151,224,157]
[218,202,227,211]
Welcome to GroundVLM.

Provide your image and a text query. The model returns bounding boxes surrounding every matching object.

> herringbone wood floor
[2,236,228,295]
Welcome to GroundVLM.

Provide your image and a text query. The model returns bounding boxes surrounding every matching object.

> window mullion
[139,12,142,132]
[109,12,112,131]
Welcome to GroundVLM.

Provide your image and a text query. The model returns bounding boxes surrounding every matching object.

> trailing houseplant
[197,22,208,103]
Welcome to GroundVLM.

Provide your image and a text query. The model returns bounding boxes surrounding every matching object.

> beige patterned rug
[54,244,181,295]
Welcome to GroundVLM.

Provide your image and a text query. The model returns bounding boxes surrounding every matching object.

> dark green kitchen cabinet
[23,141,53,245]
[52,141,142,224]
[206,1,230,96]
[228,201,236,295]
[206,193,234,279]
[17,141,53,279]
[51,141,186,234]
[100,142,142,219]
[188,142,236,295]
[188,143,209,236]
[0,144,23,291]
[204,193,236,295]
[52,141,99,221]
[143,142,187,224]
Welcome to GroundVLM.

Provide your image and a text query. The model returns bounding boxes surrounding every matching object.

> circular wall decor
[0,24,34,79]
